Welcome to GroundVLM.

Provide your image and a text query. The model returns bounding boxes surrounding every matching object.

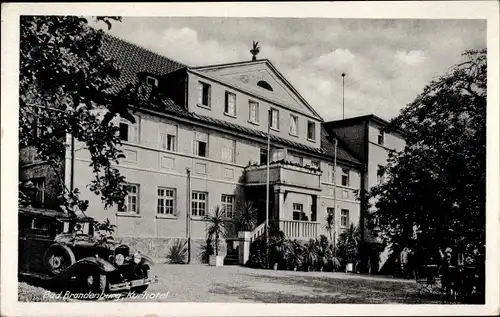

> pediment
[190,60,322,120]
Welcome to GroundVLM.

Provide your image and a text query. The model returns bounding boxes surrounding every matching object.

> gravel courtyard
[19,264,444,303]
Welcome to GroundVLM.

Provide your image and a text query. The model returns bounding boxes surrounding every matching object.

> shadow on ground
[210,272,445,304]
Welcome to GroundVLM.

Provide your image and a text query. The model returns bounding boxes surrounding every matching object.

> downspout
[70,134,75,193]
[186,168,192,263]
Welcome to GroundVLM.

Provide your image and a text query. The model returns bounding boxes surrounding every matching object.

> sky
[99,17,486,122]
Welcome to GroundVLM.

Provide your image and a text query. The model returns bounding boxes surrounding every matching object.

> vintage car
[18,206,157,294]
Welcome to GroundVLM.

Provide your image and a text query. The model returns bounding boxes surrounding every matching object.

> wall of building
[186,72,322,149]
[72,111,257,240]
[365,123,406,246]
[366,123,406,190]
[317,195,360,241]
[19,146,64,210]
[317,159,361,239]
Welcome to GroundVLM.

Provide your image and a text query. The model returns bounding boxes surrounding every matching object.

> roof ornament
[250,41,260,61]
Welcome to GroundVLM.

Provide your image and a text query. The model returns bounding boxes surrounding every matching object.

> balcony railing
[274,220,319,239]
[245,161,321,190]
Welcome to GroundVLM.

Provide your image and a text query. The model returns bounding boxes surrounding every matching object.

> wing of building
[20,34,367,264]
[324,114,407,273]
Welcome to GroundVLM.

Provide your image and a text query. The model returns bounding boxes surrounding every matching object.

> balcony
[245,161,322,191]
[273,220,319,239]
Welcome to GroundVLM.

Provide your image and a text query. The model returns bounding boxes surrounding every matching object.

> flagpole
[333,137,338,253]
[342,72,346,120]
[266,110,270,264]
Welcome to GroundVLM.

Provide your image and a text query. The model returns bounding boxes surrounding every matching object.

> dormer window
[257,80,273,91]
[145,76,158,87]
[307,121,316,141]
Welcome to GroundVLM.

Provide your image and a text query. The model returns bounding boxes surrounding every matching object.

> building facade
[20,35,364,262]
[324,114,406,272]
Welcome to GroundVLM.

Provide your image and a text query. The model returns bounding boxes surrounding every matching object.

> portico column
[274,187,285,222]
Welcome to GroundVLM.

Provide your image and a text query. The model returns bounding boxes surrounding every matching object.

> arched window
[257,80,273,91]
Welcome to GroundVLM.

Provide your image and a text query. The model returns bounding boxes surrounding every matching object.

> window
[221,195,235,218]
[269,108,279,130]
[193,132,208,157]
[157,187,175,215]
[271,148,286,162]
[119,117,139,143]
[198,82,211,107]
[289,154,303,165]
[123,184,139,214]
[160,124,177,152]
[192,191,207,217]
[145,76,158,87]
[378,130,385,145]
[224,91,236,116]
[31,178,45,206]
[249,101,259,123]
[307,121,316,141]
[340,209,350,228]
[221,139,236,163]
[292,203,303,221]
[161,134,176,151]
[327,207,335,217]
[260,148,268,165]
[377,165,385,184]
[289,115,298,136]
[257,80,273,91]
[341,168,350,187]
[311,160,320,169]
[31,218,50,231]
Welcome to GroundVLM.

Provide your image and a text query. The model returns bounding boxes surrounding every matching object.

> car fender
[140,254,155,268]
[73,256,116,273]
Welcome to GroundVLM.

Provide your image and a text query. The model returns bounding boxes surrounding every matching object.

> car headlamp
[115,253,125,266]
[133,252,142,264]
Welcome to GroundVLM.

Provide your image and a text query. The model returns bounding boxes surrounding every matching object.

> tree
[19,16,155,215]
[367,49,486,256]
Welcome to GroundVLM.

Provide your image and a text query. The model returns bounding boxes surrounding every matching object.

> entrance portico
[245,161,321,239]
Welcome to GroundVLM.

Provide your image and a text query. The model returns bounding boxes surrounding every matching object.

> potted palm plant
[338,224,362,273]
[204,206,228,267]
[232,201,258,233]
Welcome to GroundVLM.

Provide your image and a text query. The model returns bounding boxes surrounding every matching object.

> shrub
[166,239,188,264]
[283,239,304,270]
[246,234,269,268]
[247,228,346,272]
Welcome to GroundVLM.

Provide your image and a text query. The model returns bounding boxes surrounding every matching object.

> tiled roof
[101,34,362,166]
[320,126,363,165]
[100,34,187,94]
